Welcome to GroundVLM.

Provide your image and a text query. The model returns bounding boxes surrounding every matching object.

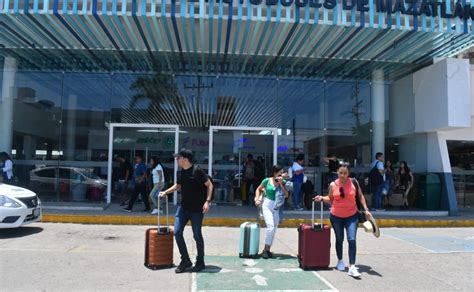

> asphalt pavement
[0,223,473,292]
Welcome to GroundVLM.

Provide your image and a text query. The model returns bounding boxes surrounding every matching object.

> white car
[0,183,42,228]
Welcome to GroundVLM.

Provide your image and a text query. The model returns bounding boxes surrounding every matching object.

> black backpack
[369,161,384,186]
[193,165,215,201]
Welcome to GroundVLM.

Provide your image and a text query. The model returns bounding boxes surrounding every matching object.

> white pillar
[0,57,17,153]
[371,69,385,159]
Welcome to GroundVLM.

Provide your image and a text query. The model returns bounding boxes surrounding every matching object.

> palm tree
[129,73,184,124]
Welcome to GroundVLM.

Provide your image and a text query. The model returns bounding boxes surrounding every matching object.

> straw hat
[362,216,380,238]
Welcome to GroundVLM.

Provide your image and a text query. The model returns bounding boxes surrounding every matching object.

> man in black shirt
[160,149,213,273]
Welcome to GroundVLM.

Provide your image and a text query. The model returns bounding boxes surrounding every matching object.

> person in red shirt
[314,163,372,278]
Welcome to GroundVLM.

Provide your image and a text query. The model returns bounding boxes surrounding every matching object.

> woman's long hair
[398,161,411,174]
[150,156,162,169]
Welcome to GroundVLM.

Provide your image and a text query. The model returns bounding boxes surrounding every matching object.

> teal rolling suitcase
[239,221,260,258]
[239,207,261,258]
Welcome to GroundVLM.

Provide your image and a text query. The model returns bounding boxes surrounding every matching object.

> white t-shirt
[152,164,164,184]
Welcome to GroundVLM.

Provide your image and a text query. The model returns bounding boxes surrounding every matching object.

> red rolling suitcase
[144,197,173,270]
[298,200,331,270]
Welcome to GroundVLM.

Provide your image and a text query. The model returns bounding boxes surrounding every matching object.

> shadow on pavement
[200,265,223,273]
[274,254,297,260]
[0,226,44,239]
[358,265,383,277]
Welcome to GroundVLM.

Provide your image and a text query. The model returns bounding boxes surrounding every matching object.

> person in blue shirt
[123,155,151,212]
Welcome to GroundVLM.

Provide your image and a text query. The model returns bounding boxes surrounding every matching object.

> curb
[42,214,474,228]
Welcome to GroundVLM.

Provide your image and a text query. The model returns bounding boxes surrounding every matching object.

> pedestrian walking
[254,165,289,259]
[148,156,165,215]
[123,155,151,212]
[314,163,372,278]
[159,149,213,273]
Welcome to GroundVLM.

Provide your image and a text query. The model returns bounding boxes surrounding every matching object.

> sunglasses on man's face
[339,187,345,198]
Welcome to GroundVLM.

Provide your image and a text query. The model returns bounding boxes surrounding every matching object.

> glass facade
[4,71,385,204]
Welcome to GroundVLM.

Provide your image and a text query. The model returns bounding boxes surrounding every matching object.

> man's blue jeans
[330,212,359,265]
[371,184,384,209]
[174,206,205,263]
[292,181,303,209]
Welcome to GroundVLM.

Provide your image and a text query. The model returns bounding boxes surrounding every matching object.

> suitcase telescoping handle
[311,199,324,229]
[157,193,169,233]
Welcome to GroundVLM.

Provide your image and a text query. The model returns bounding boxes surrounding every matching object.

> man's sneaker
[191,262,206,273]
[267,251,274,258]
[151,209,158,215]
[336,260,346,271]
[261,250,270,259]
[122,208,132,213]
[175,260,193,273]
[348,266,361,278]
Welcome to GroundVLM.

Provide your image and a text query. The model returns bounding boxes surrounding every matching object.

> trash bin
[417,174,441,210]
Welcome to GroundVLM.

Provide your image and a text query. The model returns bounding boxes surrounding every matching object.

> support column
[371,69,385,160]
[0,57,17,153]
[66,94,77,160]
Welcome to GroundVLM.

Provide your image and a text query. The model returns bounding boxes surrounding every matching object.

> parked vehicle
[29,166,107,201]
[0,183,42,228]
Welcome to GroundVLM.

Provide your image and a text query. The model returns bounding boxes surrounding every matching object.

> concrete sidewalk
[41,202,474,228]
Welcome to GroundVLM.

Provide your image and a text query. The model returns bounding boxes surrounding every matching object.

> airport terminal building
[0,0,473,214]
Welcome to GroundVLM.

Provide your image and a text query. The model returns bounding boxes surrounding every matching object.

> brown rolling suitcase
[144,196,173,270]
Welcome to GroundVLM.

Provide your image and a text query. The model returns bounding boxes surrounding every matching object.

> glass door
[107,124,179,205]
[209,127,277,205]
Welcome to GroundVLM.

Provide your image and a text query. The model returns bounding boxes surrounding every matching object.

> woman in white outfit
[148,156,165,215]
[254,165,288,259]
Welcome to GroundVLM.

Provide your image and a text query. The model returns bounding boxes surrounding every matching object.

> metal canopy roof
[1,0,473,80]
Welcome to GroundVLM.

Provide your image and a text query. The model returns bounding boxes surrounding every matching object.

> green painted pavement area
[196,255,337,291]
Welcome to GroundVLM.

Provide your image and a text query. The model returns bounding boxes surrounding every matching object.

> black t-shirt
[119,161,132,180]
[177,166,208,212]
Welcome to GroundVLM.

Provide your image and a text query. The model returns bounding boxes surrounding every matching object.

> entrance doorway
[208,126,278,205]
[106,124,180,205]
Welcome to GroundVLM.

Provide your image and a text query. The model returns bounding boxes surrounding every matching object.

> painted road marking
[253,274,268,286]
[245,267,264,273]
[243,259,257,267]
[274,268,302,272]
[195,256,338,291]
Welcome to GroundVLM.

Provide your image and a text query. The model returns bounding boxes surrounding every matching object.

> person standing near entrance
[117,155,132,206]
[291,154,305,211]
[123,155,151,212]
[324,153,339,185]
[242,154,256,205]
[369,152,385,211]
[159,149,213,273]
[0,152,14,184]
[397,161,414,210]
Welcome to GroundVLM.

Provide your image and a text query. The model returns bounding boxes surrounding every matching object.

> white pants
[262,198,279,246]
